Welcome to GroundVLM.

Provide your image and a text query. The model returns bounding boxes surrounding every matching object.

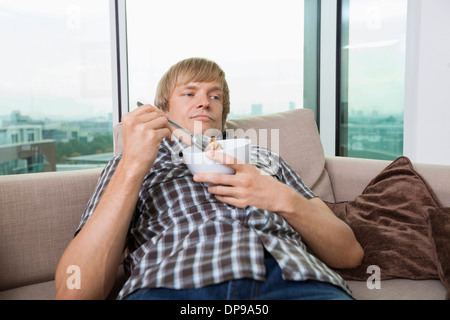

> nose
[196,93,210,109]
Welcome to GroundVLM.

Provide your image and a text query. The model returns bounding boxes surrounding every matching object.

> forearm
[277,186,364,269]
[55,162,145,300]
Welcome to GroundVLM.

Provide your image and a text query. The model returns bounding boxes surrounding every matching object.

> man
[55,58,363,300]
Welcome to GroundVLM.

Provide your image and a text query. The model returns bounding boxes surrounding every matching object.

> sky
[0,0,113,120]
[124,0,305,116]
[346,0,408,116]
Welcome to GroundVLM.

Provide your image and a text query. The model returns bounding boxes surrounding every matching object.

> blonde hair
[154,58,230,128]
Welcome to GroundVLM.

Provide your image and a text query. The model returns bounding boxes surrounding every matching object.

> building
[0,124,56,175]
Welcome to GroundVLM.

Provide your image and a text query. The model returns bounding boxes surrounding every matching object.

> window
[1,1,320,176]
[337,0,408,160]
[125,0,310,118]
[0,0,114,175]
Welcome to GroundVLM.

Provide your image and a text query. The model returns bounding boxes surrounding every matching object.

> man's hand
[121,104,172,176]
[193,150,288,212]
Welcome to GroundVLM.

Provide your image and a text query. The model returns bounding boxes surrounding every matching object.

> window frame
[303,0,321,127]
[336,0,349,157]
[110,0,129,125]
[319,0,339,157]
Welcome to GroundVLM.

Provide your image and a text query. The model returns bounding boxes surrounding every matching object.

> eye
[210,95,220,100]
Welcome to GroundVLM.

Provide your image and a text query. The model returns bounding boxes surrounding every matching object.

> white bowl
[182,139,251,175]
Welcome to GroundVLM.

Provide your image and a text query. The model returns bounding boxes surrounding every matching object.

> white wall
[404,0,450,166]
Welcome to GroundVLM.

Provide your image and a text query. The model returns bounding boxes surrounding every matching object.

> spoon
[136,101,211,151]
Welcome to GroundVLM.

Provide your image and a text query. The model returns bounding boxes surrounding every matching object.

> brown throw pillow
[426,207,450,300]
[326,156,440,281]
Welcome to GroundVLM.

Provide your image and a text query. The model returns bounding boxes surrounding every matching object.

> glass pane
[126,0,305,118]
[0,0,113,175]
[339,0,407,160]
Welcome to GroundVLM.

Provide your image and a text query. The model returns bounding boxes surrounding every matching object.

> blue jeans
[123,258,353,300]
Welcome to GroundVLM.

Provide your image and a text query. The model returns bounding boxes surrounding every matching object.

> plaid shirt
[77,139,351,299]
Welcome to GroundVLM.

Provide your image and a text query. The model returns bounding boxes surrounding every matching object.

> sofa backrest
[113,109,335,202]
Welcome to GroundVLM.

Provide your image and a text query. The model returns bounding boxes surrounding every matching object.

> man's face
[166,81,224,136]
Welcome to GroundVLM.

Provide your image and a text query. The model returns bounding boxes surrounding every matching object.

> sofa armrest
[325,156,450,207]
[412,162,450,207]
[0,169,102,292]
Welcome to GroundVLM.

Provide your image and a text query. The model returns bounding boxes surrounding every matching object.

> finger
[133,110,167,125]
[124,110,171,134]
[153,127,172,142]
[193,172,237,187]
[207,184,240,198]
[140,114,170,130]
[134,103,167,117]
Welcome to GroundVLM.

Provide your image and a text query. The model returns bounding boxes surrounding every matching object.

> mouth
[191,114,213,121]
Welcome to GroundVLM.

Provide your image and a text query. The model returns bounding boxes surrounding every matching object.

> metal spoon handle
[167,119,193,138]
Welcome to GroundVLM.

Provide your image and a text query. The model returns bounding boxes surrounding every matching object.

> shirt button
[167,173,173,179]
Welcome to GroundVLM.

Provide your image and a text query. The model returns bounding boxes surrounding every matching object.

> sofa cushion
[114,109,335,202]
[0,263,127,300]
[346,279,447,300]
[0,281,55,300]
[426,207,450,299]
[326,156,441,281]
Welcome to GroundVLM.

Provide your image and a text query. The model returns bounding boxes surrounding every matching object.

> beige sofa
[0,108,448,300]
